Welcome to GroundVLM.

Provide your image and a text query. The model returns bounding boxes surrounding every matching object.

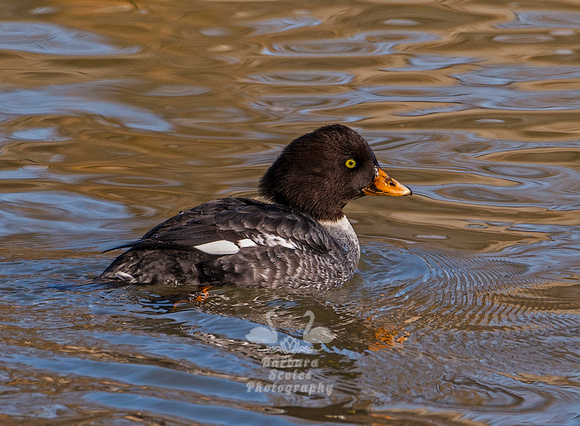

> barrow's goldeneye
[98,124,411,289]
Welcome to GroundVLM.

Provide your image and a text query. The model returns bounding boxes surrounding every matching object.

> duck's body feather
[99,197,359,289]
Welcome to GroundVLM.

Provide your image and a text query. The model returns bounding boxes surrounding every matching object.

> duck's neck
[318,216,360,258]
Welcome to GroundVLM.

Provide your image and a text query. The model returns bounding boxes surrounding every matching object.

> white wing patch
[193,234,297,255]
[237,238,258,248]
[115,271,136,283]
[253,234,298,249]
[194,240,240,255]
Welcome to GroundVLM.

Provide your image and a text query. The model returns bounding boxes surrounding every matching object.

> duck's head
[259,124,411,221]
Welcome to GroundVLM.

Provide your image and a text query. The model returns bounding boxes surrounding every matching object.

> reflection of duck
[98,124,411,288]
[246,311,278,344]
[302,311,335,344]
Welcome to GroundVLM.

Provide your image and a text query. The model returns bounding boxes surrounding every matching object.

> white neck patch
[319,216,360,253]
[319,216,355,234]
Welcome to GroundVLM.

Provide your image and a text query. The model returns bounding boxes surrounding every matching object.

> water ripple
[242,15,322,35]
[0,191,130,238]
[0,22,138,56]
[395,54,478,71]
[0,85,172,132]
[360,239,579,334]
[244,71,353,86]
[456,65,580,86]
[500,11,580,29]
[370,85,580,112]
[262,31,438,57]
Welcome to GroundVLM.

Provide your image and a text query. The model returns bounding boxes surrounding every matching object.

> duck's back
[98,198,360,289]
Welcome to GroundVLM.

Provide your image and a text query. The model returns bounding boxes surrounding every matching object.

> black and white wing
[100,198,349,288]
[129,198,329,256]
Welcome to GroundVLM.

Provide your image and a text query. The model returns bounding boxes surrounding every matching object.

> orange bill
[362,167,412,196]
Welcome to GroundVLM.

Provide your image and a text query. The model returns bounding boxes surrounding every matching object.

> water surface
[0,0,579,424]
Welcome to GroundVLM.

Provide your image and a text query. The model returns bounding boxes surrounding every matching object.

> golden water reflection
[0,0,579,423]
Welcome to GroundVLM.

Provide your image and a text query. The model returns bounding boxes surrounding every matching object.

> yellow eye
[345,158,357,169]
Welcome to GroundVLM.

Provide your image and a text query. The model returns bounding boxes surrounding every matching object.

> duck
[98,124,411,289]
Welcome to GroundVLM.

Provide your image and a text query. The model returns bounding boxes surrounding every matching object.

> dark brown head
[259,124,411,221]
